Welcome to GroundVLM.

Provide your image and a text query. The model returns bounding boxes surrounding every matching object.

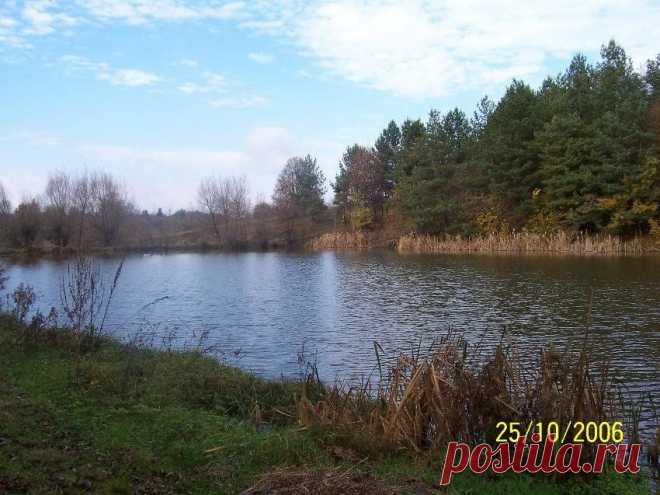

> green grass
[0,316,650,494]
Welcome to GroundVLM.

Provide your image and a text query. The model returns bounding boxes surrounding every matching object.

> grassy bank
[0,314,651,494]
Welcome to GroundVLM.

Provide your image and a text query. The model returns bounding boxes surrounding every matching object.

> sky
[1,0,659,211]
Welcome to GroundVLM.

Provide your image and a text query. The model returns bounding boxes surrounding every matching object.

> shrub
[59,255,123,351]
[10,283,36,323]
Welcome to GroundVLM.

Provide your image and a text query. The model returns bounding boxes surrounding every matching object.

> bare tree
[90,172,129,247]
[44,171,72,247]
[198,176,223,241]
[198,175,250,246]
[71,173,93,249]
[0,181,12,244]
[0,181,10,217]
[15,197,42,247]
[223,176,250,245]
[252,199,274,248]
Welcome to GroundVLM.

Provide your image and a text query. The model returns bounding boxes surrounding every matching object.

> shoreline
[2,229,660,260]
[308,231,660,256]
[0,315,654,494]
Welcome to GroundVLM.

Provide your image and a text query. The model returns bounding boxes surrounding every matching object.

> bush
[350,206,374,231]
[10,283,36,323]
[0,262,7,309]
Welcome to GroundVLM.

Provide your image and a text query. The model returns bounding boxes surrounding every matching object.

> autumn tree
[273,155,326,244]
[333,145,385,229]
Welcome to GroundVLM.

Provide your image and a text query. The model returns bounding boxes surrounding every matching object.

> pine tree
[374,120,401,196]
[482,80,544,225]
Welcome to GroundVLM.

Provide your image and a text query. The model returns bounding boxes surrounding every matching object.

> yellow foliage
[597,196,621,211]
[350,206,374,231]
[475,209,509,235]
[525,210,560,235]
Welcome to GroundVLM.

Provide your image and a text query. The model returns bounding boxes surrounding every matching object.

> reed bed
[307,231,372,250]
[397,232,649,256]
[298,333,634,456]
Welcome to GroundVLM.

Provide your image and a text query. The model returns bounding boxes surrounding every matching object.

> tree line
[0,172,132,250]
[1,40,658,251]
[0,156,330,250]
[334,41,659,237]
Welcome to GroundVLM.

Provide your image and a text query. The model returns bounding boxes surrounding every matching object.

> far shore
[2,230,660,261]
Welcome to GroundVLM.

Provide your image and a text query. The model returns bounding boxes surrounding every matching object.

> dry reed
[298,332,633,456]
[307,232,372,250]
[397,232,650,256]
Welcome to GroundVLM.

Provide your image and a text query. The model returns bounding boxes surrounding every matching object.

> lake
[3,251,659,433]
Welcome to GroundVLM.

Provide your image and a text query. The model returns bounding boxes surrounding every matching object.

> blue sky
[1,0,659,210]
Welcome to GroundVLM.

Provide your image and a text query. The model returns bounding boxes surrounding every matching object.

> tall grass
[397,231,650,256]
[59,255,124,352]
[307,231,372,250]
[298,332,638,457]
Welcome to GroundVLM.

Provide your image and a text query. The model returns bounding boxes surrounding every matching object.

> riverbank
[0,241,290,260]
[0,314,652,494]
[3,229,659,261]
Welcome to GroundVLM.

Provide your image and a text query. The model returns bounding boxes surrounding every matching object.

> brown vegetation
[198,175,251,247]
[307,231,372,250]
[297,332,638,457]
[396,232,653,256]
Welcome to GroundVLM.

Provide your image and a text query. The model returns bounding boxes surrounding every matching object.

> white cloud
[73,126,306,209]
[209,95,267,108]
[0,16,31,48]
[0,172,47,206]
[177,71,226,93]
[248,51,273,64]
[60,54,160,87]
[178,58,199,67]
[0,0,245,49]
[76,0,246,25]
[22,0,77,35]
[295,68,317,80]
[0,17,17,28]
[0,129,60,146]
[2,0,659,99]
[240,0,660,98]
[0,124,343,210]
[99,68,160,86]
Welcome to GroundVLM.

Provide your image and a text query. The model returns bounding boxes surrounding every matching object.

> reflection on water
[4,251,659,434]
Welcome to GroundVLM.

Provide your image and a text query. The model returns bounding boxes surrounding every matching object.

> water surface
[4,251,659,433]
